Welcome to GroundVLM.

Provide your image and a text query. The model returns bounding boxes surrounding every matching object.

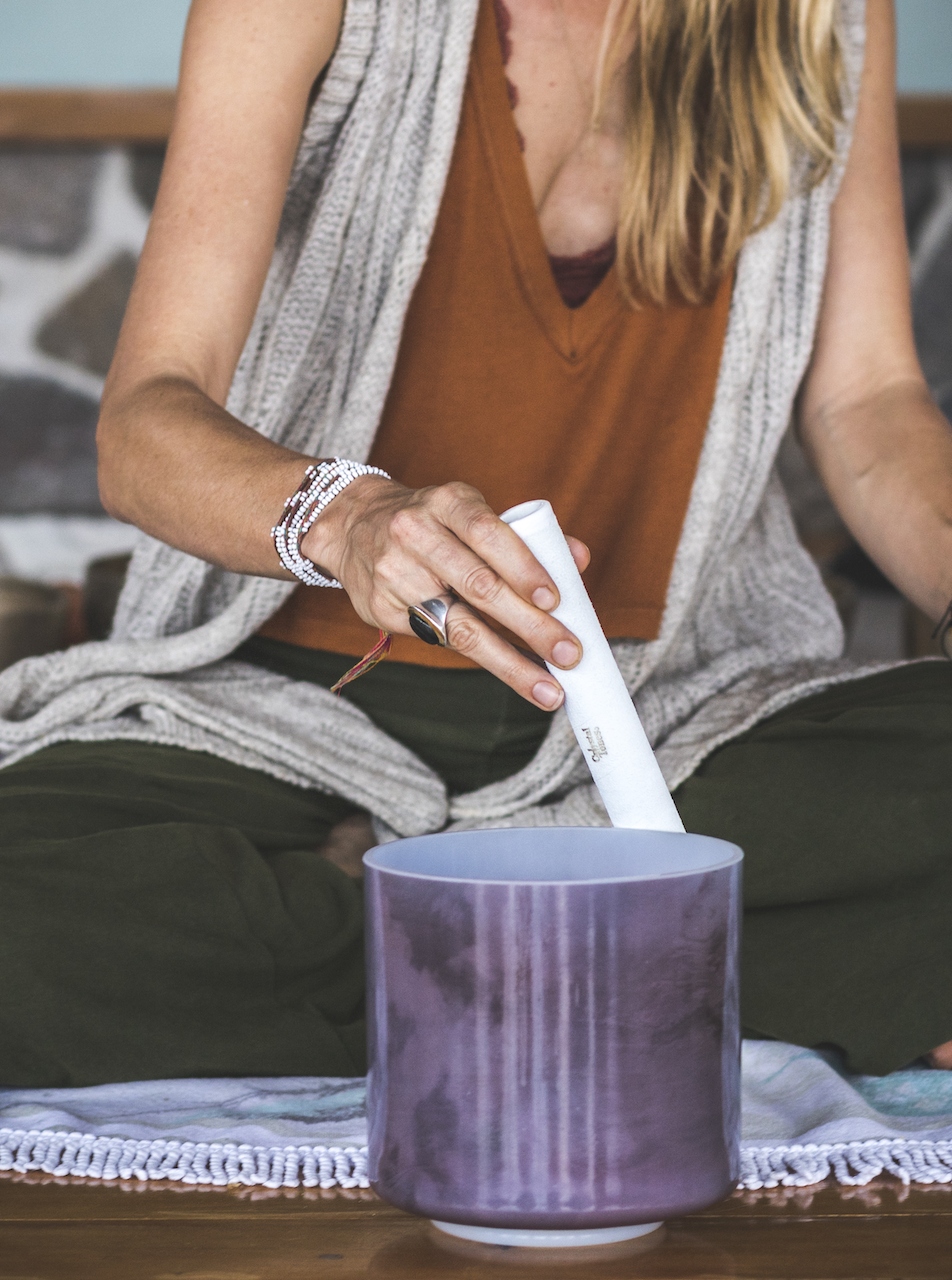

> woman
[1,0,951,1086]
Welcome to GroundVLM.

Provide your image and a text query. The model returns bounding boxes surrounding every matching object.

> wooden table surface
[2,1170,951,1279]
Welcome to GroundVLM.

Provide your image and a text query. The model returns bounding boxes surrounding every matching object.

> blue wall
[896,0,952,92]
[0,0,950,91]
[0,0,190,87]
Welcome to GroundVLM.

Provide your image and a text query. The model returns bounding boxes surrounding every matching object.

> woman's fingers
[421,484,586,666]
[382,500,581,669]
[566,536,591,573]
[434,482,561,607]
[441,600,565,709]
[370,547,577,675]
[301,475,588,703]
[358,585,566,709]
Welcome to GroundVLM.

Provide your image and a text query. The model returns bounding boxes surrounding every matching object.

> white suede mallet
[502,500,684,832]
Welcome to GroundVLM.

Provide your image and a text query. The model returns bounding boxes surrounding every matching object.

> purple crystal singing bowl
[363,827,742,1231]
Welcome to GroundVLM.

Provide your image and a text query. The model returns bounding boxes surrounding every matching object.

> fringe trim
[740,1138,952,1189]
[4,1127,951,1192]
[0,1128,369,1189]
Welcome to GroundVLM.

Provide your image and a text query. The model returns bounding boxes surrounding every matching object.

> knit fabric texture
[0,0,878,839]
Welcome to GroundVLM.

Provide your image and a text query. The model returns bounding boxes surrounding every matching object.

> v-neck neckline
[469,0,625,363]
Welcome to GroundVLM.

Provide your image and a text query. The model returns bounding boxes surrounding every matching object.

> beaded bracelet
[272,458,390,588]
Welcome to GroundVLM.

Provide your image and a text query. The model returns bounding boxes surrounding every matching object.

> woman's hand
[302,476,589,709]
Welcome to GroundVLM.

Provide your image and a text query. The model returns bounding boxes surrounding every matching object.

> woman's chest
[497,0,628,255]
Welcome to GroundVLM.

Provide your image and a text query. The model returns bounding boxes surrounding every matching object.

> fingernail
[533,681,562,709]
[552,640,581,668]
[532,586,557,610]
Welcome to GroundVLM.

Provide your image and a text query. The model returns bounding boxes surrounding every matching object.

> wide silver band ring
[408,594,459,647]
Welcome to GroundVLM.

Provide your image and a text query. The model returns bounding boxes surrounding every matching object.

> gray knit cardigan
[0,0,875,838]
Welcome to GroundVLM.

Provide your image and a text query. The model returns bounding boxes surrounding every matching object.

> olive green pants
[1,638,950,1084]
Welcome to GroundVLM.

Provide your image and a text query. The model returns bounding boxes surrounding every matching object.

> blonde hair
[601,0,844,304]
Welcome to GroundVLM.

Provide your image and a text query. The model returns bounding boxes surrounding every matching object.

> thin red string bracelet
[329,630,393,694]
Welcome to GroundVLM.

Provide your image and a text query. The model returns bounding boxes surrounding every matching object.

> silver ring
[408,594,458,647]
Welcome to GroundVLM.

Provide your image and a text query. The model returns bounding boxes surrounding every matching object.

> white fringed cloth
[4,1043,952,1192]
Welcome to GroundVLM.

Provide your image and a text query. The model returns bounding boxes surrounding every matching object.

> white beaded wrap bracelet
[272,458,390,588]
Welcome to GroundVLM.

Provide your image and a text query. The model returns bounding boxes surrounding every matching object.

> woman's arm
[797,0,952,622]
[97,0,580,709]
[98,0,344,571]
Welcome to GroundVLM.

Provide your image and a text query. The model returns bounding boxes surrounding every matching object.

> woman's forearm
[799,377,952,621]
[97,376,316,578]
[92,0,349,576]
[794,3,952,621]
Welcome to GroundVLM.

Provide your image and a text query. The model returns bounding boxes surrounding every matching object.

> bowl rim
[363,826,742,885]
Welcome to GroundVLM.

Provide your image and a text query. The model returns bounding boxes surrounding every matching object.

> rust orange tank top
[260,0,733,669]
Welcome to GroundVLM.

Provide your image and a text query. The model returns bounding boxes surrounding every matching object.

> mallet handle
[502,500,684,832]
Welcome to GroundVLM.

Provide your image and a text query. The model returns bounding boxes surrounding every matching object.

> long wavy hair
[600,0,845,304]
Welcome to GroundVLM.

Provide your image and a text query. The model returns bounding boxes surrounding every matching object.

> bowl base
[430,1220,663,1248]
